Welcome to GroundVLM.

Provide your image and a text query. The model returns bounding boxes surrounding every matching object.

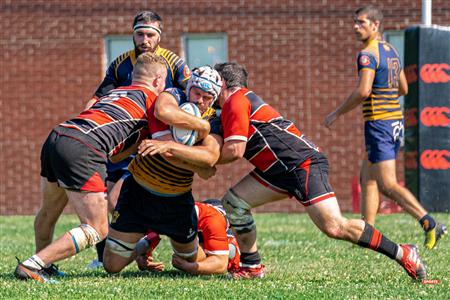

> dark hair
[132,11,164,31]
[214,62,248,89]
[354,5,384,33]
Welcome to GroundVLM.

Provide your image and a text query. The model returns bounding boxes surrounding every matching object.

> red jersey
[221,88,320,175]
[61,85,157,157]
[196,202,241,271]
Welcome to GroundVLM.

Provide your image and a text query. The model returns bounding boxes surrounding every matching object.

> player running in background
[214,62,427,281]
[86,10,191,269]
[102,67,224,274]
[14,53,167,283]
[324,5,446,249]
[135,200,240,275]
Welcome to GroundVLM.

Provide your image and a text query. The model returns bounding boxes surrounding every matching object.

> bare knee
[94,224,109,241]
[378,180,398,197]
[102,259,124,274]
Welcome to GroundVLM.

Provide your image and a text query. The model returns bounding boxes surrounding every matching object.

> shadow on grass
[55,269,227,280]
[0,269,228,282]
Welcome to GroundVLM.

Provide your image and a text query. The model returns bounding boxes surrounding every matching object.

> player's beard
[133,39,157,57]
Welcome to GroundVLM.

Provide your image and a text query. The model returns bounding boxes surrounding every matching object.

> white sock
[22,255,45,270]
[395,246,404,261]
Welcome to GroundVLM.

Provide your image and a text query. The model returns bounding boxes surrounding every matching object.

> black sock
[96,239,106,262]
[419,214,436,232]
[357,223,398,260]
[240,251,261,267]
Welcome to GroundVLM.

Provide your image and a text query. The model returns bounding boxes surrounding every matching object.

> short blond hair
[133,52,167,81]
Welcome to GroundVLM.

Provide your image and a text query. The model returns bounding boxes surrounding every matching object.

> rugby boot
[14,258,50,283]
[424,223,447,250]
[42,263,65,277]
[397,244,427,281]
[86,259,103,270]
[229,264,266,279]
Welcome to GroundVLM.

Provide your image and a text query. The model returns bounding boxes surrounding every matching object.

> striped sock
[357,223,398,260]
[240,251,261,268]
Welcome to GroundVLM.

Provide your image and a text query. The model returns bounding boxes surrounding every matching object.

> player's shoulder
[111,49,135,66]
[379,41,400,57]
[162,87,186,105]
[156,46,183,63]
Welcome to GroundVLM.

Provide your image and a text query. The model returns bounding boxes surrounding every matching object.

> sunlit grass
[0,213,449,299]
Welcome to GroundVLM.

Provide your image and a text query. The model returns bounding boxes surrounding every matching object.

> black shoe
[42,264,65,277]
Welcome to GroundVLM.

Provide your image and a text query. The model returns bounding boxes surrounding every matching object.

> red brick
[1,1,449,215]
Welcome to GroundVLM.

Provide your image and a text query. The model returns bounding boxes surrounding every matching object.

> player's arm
[172,253,228,275]
[217,140,247,164]
[398,70,408,96]
[154,92,210,140]
[85,61,119,110]
[138,134,222,168]
[325,69,375,128]
[109,142,139,164]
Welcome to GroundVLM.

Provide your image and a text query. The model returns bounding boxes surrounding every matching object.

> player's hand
[325,112,338,129]
[197,166,217,179]
[138,139,173,156]
[172,254,197,273]
[135,254,165,272]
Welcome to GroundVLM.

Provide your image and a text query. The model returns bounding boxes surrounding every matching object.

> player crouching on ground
[102,66,224,274]
[135,200,240,275]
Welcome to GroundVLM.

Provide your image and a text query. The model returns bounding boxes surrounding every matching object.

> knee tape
[172,240,198,260]
[105,237,137,258]
[222,189,255,234]
[68,224,101,253]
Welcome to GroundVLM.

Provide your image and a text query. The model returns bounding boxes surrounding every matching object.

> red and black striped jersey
[60,85,157,157]
[221,88,320,175]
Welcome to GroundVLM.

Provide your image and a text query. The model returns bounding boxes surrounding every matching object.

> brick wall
[1,0,449,215]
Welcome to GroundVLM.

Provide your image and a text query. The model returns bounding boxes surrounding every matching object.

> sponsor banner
[405,26,450,212]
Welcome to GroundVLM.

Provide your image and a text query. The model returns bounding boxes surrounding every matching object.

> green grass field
[0,213,449,299]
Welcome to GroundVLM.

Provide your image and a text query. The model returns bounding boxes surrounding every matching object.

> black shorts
[250,153,335,206]
[110,175,198,244]
[40,126,107,192]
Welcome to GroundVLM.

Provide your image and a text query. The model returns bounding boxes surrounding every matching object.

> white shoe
[86,259,103,270]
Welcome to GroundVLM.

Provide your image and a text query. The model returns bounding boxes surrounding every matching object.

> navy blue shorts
[250,153,335,206]
[364,119,404,163]
[110,175,198,244]
[106,158,133,183]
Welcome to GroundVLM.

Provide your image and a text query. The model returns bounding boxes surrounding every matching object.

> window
[384,30,405,107]
[104,35,134,66]
[182,33,227,68]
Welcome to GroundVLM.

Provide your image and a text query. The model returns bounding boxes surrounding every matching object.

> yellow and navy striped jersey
[129,91,222,196]
[357,39,403,121]
[94,46,190,98]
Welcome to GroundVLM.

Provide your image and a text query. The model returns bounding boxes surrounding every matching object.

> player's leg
[373,159,446,249]
[34,178,68,252]
[222,172,286,278]
[88,175,126,270]
[366,119,446,249]
[15,191,108,282]
[374,159,426,218]
[306,198,426,280]
[36,191,108,263]
[360,158,379,225]
[103,227,143,273]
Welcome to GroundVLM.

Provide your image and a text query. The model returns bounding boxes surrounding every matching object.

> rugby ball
[171,102,200,146]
